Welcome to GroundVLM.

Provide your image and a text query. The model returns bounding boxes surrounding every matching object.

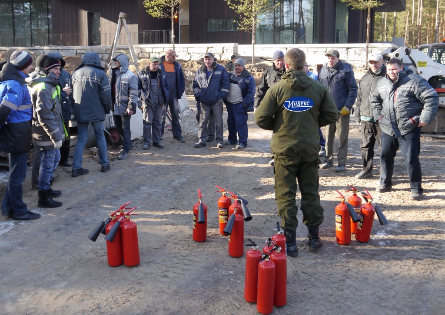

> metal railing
[0,30,170,47]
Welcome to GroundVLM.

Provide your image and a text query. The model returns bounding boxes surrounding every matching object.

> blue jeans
[73,121,109,170]
[380,128,422,192]
[39,149,60,190]
[1,152,28,216]
[226,101,248,145]
[114,115,131,152]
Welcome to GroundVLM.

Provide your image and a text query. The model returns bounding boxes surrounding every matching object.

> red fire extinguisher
[244,239,262,303]
[361,190,388,226]
[257,255,275,315]
[121,207,140,267]
[227,191,252,221]
[272,222,287,255]
[270,246,287,307]
[223,208,244,257]
[193,189,208,242]
[355,189,381,243]
[335,190,352,245]
[215,185,232,235]
[104,213,123,267]
[346,185,362,234]
[263,238,275,255]
[88,208,120,242]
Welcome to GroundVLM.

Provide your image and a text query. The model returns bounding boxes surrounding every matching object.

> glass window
[0,1,50,46]
[335,0,348,43]
[207,19,238,32]
[431,47,445,65]
[256,0,315,44]
[0,0,14,46]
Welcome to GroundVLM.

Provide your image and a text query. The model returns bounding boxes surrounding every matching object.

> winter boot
[48,187,62,197]
[38,190,63,208]
[283,228,298,257]
[307,226,322,252]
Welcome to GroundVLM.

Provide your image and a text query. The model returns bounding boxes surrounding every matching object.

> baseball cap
[204,52,215,58]
[325,49,340,58]
[149,56,159,63]
[368,52,383,62]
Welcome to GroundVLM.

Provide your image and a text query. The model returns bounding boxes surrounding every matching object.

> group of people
[255,48,438,257]
[0,48,188,219]
[0,46,439,244]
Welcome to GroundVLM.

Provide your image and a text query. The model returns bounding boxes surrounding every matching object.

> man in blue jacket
[159,49,185,143]
[0,50,41,220]
[193,52,230,148]
[223,58,255,149]
[318,49,358,172]
[371,58,438,200]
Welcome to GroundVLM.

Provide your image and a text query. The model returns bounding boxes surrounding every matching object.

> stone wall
[1,42,398,68]
[0,43,239,68]
[238,43,399,67]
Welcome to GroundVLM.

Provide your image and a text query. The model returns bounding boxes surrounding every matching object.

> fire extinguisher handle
[214,185,225,192]
[118,201,132,210]
[244,238,257,247]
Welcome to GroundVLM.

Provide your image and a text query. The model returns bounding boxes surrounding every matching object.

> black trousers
[360,121,381,173]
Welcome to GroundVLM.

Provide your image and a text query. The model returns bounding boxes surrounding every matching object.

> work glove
[196,108,201,122]
[54,140,63,149]
[340,106,350,115]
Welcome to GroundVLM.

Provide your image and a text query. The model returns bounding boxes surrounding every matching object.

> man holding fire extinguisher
[255,48,338,256]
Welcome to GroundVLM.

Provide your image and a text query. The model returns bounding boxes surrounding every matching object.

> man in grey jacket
[72,52,112,176]
[371,58,438,200]
[111,54,140,160]
[27,55,68,208]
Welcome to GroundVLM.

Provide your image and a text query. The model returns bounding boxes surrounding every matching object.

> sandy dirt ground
[1,96,444,314]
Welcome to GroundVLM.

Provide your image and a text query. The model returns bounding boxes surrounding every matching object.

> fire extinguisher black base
[283,229,298,257]
[307,226,322,252]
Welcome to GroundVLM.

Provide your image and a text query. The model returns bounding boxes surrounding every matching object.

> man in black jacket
[354,53,386,179]
[254,50,285,110]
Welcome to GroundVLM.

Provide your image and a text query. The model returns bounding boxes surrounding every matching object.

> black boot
[48,187,62,197]
[38,190,63,208]
[283,229,298,257]
[307,226,322,252]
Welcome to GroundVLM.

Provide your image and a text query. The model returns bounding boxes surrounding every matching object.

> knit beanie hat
[10,50,33,71]
[36,55,61,74]
[234,58,245,67]
[273,50,284,60]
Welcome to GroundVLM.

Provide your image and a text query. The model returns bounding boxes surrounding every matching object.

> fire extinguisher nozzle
[375,205,388,225]
[88,221,105,242]
[100,217,111,235]
[105,221,121,242]
[241,202,252,221]
[197,202,206,223]
[223,213,236,235]
[347,203,361,223]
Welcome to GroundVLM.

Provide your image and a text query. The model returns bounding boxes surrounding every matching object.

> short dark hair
[388,58,403,68]
[284,48,306,70]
